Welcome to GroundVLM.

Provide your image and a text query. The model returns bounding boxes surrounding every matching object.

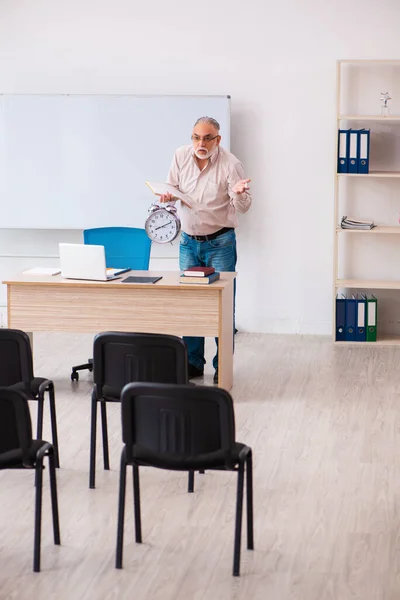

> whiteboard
[0,94,230,229]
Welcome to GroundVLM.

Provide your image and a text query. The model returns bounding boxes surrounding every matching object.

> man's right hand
[159,192,174,203]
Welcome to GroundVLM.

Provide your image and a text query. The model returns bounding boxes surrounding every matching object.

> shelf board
[338,60,400,65]
[336,226,400,234]
[334,335,400,346]
[339,115,400,121]
[336,279,400,290]
[337,171,400,178]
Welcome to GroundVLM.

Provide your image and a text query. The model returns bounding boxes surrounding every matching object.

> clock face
[145,208,180,243]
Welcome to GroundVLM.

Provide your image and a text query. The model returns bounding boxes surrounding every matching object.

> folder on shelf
[345,295,357,341]
[357,129,370,174]
[348,129,358,174]
[355,295,366,342]
[337,129,349,173]
[335,294,346,341]
[365,294,377,342]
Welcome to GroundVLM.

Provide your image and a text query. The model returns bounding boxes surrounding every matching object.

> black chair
[115,382,254,577]
[70,226,151,381]
[0,388,61,572]
[89,332,189,489]
[0,329,60,467]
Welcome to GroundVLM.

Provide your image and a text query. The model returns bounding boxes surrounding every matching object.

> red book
[183,266,215,277]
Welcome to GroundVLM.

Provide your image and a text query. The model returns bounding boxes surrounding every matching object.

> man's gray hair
[194,116,220,131]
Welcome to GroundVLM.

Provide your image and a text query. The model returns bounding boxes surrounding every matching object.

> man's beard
[194,145,218,160]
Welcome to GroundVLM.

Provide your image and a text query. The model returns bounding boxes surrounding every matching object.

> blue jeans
[179,229,237,371]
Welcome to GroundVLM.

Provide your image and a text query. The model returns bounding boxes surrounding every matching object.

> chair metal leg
[34,455,44,572]
[233,461,245,577]
[36,398,44,440]
[100,401,110,471]
[48,384,60,468]
[133,463,142,543]
[116,453,127,568]
[89,392,98,489]
[188,470,194,493]
[246,452,254,550]
[48,449,61,545]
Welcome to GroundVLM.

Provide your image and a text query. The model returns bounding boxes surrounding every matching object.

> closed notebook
[179,272,220,284]
[122,276,162,284]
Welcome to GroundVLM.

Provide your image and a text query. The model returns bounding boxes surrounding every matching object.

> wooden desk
[4,271,236,390]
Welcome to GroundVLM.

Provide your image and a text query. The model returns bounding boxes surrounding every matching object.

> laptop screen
[59,243,109,281]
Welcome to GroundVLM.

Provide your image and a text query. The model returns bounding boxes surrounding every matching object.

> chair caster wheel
[71,372,79,382]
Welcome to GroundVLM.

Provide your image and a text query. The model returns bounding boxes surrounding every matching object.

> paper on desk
[22,267,61,276]
[145,182,192,209]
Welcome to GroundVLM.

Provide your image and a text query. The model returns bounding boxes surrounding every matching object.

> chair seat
[0,439,45,469]
[9,378,50,400]
[129,442,247,471]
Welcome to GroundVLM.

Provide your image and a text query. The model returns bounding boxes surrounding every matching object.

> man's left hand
[232,179,251,194]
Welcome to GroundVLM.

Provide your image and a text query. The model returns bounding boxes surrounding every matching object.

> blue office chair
[70,227,151,381]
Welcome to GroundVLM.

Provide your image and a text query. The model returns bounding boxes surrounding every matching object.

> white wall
[0,0,399,333]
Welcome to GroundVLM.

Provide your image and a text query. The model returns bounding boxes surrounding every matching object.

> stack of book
[341,216,375,230]
[179,266,220,284]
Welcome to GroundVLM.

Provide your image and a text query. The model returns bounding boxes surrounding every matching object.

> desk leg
[6,287,33,348]
[218,281,234,391]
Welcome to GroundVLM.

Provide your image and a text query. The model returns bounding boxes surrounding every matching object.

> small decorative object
[144,203,181,243]
[380,91,391,116]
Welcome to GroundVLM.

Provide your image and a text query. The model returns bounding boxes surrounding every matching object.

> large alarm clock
[145,203,181,243]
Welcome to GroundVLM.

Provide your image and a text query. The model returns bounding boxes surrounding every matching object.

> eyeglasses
[191,134,219,143]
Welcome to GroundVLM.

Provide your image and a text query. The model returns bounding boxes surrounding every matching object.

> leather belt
[185,227,234,242]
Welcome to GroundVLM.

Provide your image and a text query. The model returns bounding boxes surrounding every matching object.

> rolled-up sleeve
[227,161,252,213]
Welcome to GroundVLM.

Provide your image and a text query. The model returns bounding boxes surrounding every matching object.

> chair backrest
[83,227,151,270]
[0,387,33,466]
[0,329,34,386]
[93,332,188,398]
[121,382,236,467]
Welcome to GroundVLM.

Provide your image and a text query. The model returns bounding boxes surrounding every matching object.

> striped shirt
[166,145,252,236]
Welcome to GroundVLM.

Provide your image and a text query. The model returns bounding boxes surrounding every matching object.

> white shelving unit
[334,59,400,345]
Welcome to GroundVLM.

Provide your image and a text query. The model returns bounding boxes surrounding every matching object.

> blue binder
[335,294,346,341]
[355,295,366,341]
[357,129,370,174]
[348,129,358,174]
[337,129,348,173]
[345,295,357,341]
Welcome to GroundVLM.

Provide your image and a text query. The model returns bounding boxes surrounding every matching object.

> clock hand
[155,221,173,230]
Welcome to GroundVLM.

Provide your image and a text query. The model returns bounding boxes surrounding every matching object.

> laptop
[59,243,130,281]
